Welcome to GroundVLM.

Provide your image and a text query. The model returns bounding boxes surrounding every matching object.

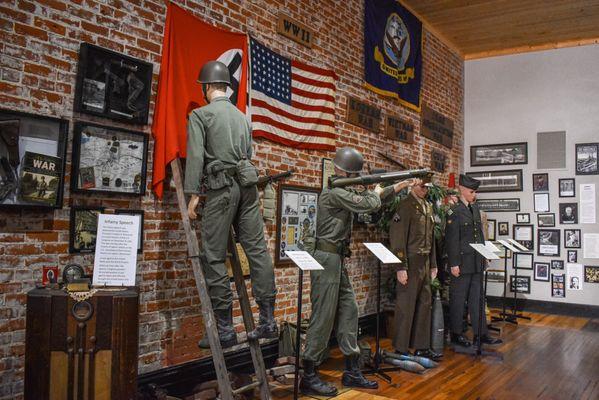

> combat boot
[198,307,238,349]
[247,299,278,341]
[299,360,338,397]
[341,354,378,389]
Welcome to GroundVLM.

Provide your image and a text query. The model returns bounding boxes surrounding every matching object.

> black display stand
[497,240,531,323]
[293,268,304,400]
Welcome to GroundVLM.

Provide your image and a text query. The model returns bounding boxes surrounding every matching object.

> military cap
[459,174,480,190]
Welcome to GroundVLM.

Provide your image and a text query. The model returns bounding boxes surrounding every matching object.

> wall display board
[470,142,527,167]
[466,169,523,192]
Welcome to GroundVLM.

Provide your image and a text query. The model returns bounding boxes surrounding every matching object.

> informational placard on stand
[93,214,140,286]
[285,251,324,270]
[470,243,501,260]
[485,241,501,253]
[363,242,401,264]
[497,239,521,253]
[507,238,529,252]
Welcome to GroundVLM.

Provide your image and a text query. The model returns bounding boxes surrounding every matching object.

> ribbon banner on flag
[151,3,248,198]
[364,0,422,111]
[249,38,337,151]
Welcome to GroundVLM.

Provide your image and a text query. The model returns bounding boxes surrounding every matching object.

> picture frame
[551,274,566,298]
[69,205,105,253]
[532,173,549,192]
[558,178,575,197]
[575,143,599,175]
[551,260,564,270]
[0,108,69,209]
[537,213,555,227]
[567,250,578,263]
[42,266,59,285]
[487,269,505,283]
[71,122,148,196]
[276,184,320,265]
[534,193,550,212]
[486,219,496,241]
[537,229,560,257]
[513,252,533,270]
[559,203,578,224]
[564,229,581,249]
[584,266,599,283]
[534,262,550,282]
[513,224,534,251]
[465,169,523,192]
[498,222,509,236]
[516,213,530,224]
[510,275,531,294]
[321,157,335,191]
[470,142,528,167]
[114,209,144,254]
[74,42,153,125]
[476,198,520,212]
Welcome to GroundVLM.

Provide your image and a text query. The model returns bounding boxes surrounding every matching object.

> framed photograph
[486,219,496,241]
[498,222,509,235]
[537,229,560,257]
[584,266,599,283]
[71,122,148,195]
[276,184,319,265]
[532,173,549,192]
[559,203,578,224]
[465,169,523,192]
[564,229,581,249]
[487,269,505,283]
[321,158,335,191]
[115,209,144,254]
[551,260,564,270]
[551,274,565,298]
[510,275,531,294]
[69,206,105,253]
[74,43,153,124]
[470,142,528,167]
[476,198,520,212]
[559,178,575,197]
[534,193,550,212]
[0,109,68,209]
[537,213,555,227]
[42,266,59,285]
[575,143,599,175]
[513,224,534,251]
[534,262,550,282]
[567,250,578,263]
[513,252,533,270]
[567,263,583,290]
[516,213,530,224]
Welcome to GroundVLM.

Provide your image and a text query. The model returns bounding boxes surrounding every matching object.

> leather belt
[316,240,340,255]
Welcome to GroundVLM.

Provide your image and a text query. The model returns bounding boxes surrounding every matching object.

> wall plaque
[346,96,381,132]
[431,150,446,172]
[385,116,414,143]
[420,104,454,148]
[277,13,314,48]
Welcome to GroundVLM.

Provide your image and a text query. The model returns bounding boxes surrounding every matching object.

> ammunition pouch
[205,160,233,191]
[236,158,259,188]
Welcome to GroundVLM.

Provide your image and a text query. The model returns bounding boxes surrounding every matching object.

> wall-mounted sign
[431,150,446,172]
[346,96,381,132]
[277,13,314,48]
[420,104,454,148]
[385,116,414,143]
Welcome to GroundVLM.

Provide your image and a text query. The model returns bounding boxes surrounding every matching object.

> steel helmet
[197,61,231,85]
[333,147,364,173]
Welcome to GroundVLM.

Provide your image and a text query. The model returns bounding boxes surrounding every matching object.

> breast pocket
[460,221,475,254]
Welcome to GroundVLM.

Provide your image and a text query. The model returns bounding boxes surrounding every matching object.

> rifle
[257,169,294,189]
[329,168,432,188]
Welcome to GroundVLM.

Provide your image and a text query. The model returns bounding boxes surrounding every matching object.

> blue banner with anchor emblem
[364,0,422,111]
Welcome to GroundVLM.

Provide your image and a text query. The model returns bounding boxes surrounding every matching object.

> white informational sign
[93,214,140,286]
[583,233,599,259]
[534,193,549,212]
[566,263,583,291]
[285,251,324,271]
[485,241,501,253]
[363,243,401,264]
[497,239,521,252]
[513,227,532,241]
[507,238,529,252]
[470,243,500,260]
[580,184,596,224]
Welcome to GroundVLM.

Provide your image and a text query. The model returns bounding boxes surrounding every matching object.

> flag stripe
[291,72,336,90]
[291,86,336,103]
[252,92,335,119]
[292,60,337,80]
[253,117,336,138]
[252,100,335,127]
[253,129,336,149]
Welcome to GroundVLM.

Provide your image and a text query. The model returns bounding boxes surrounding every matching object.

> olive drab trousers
[302,249,361,364]
[201,179,276,311]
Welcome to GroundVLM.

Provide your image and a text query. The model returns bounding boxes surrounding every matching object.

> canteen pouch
[236,158,259,187]
[205,160,232,190]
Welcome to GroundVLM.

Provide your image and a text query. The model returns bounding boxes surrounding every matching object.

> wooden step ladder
[171,158,271,400]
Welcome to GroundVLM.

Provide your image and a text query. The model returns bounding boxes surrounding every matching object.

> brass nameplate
[277,13,314,48]
[385,116,414,143]
[346,96,381,132]
[420,103,454,148]
[67,282,90,292]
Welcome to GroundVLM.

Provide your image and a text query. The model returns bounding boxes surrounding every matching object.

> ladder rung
[232,380,262,395]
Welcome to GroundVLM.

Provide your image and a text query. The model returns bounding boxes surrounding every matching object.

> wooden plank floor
[268,310,599,400]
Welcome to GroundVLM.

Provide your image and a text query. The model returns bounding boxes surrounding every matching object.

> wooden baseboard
[487,296,599,318]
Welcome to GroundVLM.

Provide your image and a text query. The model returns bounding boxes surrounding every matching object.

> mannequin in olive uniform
[445,175,502,347]
[299,147,419,397]
[185,61,277,348]
[389,180,442,361]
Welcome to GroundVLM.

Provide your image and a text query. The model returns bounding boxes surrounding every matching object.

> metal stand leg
[293,269,304,400]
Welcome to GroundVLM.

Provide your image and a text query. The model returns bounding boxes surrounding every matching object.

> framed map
[71,122,148,195]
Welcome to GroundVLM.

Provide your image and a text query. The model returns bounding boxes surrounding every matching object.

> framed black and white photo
[486,219,496,241]
[510,275,531,294]
[513,224,534,251]
[567,250,578,263]
[470,142,528,167]
[321,158,335,190]
[71,122,148,196]
[537,213,555,227]
[69,205,105,253]
[465,169,523,192]
[115,209,144,254]
[516,213,530,224]
[532,173,549,192]
[551,274,565,298]
[498,222,509,236]
[537,229,560,257]
[575,143,599,175]
[487,269,505,283]
[476,198,520,212]
[534,262,550,282]
[559,178,575,197]
[559,203,578,224]
[276,184,319,265]
[0,109,69,209]
[74,43,153,124]
[534,192,550,212]
[513,252,533,270]
[585,266,599,283]
[564,229,581,249]
[551,260,564,270]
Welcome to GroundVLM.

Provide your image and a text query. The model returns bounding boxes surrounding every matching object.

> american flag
[249,39,337,151]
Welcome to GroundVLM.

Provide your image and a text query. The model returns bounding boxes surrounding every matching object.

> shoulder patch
[447,209,454,216]
[352,195,363,204]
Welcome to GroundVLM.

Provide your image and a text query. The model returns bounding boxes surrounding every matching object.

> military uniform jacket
[444,200,485,274]
[389,193,437,272]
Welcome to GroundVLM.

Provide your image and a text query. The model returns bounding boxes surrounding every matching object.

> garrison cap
[459,174,480,190]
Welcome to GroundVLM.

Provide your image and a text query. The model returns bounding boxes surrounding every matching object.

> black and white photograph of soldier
[568,250,577,263]
[533,173,549,191]
[559,203,578,224]
[559,178,575,197]
[575,143,599,175]
[570,276,580,289]
[564,229,581,248]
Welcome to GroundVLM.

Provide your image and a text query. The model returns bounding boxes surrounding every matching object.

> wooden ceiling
[400,0,599,59]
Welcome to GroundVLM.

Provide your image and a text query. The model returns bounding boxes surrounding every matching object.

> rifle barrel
[329,168,431,188]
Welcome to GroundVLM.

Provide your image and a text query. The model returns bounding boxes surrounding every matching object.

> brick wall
[0,0,463,397]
